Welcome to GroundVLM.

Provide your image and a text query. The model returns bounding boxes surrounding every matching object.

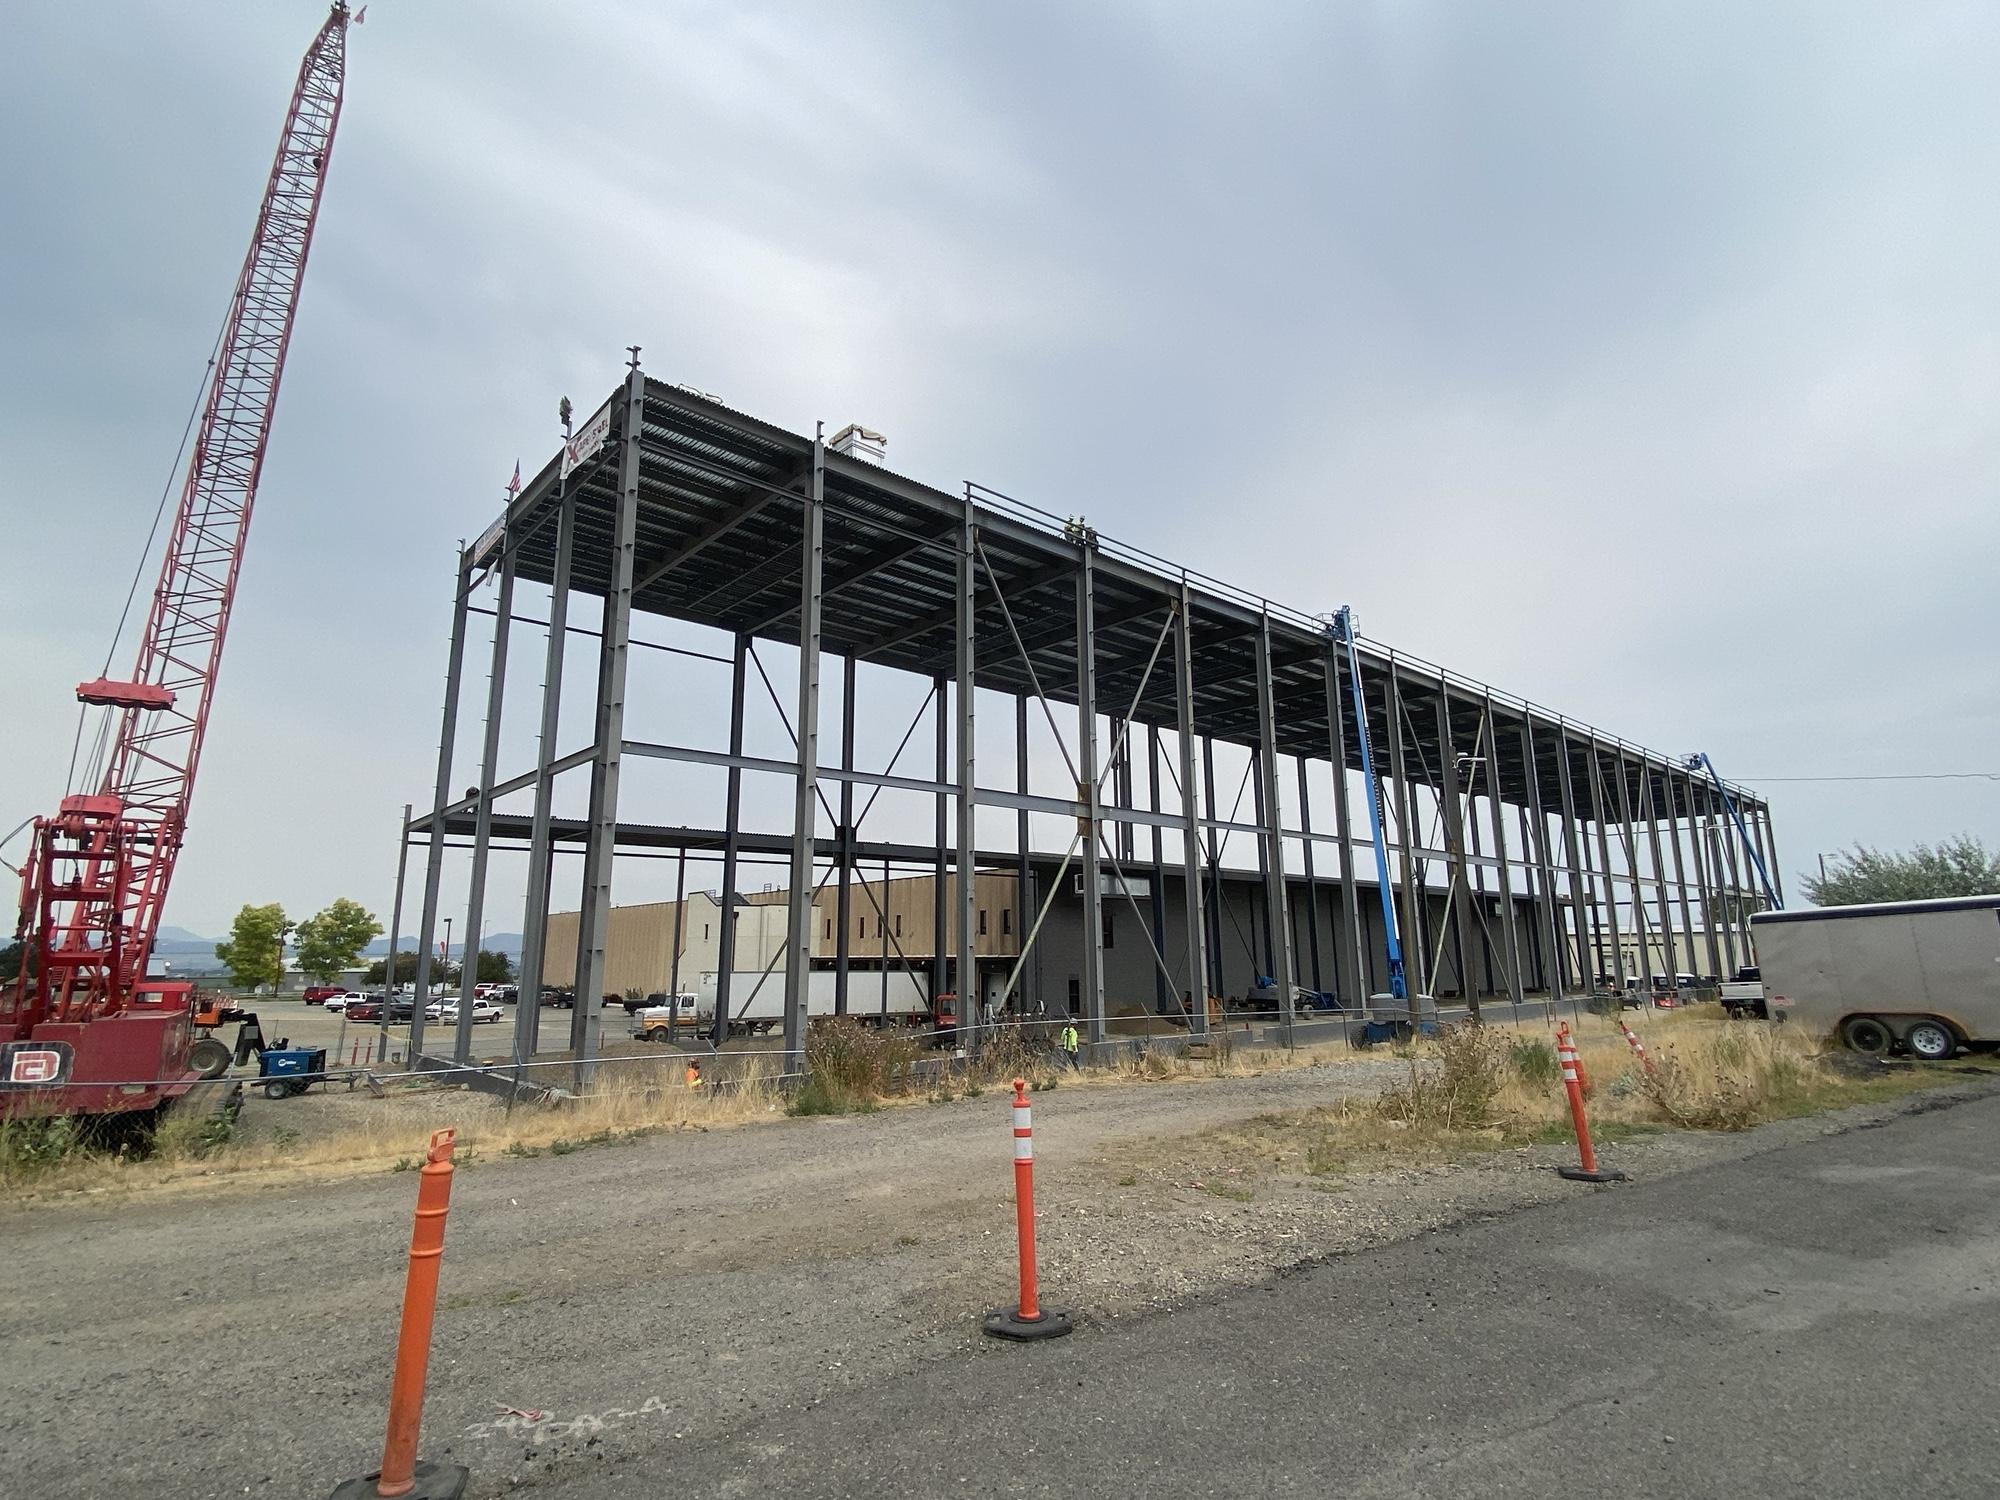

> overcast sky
[3,0,1995,941]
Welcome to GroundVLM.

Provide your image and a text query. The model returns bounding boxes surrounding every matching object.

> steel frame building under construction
[400,356,1781,1074]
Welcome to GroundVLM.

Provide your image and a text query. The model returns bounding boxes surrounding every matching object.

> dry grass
[0,1056,789,1202]
[1167,1007,1978,1182]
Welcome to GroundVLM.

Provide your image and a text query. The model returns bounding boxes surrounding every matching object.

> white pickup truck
[1719,966,1765,1019]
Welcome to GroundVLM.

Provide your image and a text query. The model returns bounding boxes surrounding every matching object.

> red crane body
[3,4,354,1116]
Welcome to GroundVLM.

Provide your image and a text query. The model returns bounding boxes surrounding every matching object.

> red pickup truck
[303,985,344,1005]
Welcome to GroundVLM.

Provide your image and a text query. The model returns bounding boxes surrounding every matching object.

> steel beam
[1612,747,1655,997]
[1015,694,1034,1017]
[932,673,948,1009]
[1435,692,1479,1012]
[1385,664,1425,995]
[1149,724,1170,1012]
[1641,769,1679,983]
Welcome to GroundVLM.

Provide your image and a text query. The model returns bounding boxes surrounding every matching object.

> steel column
[1554,729,1596,991]
[1385,664,1425,996]
[834,655,856,1015]
[1519,723,1567,1000]
[455,532,515,1061]
[1612,747,1654,996]
[570,363,643,1081]
[1641,768,1680,982]
[1481,698,1524,1007]
[932,673,948,1009]
[1666,773,1698,980]
[409,545,472,1061]
[954,498,979,1047]
[1148,725,1170,1012]
[1015,694,1034,1017]
[713,635,749,1048]
[1076,548,1106,1044]
[1323,651,1366,1014]
[1253,614,1295,1029]
[1201,736,1224,999]
[1174,589,1209,1033]
[781,429,825,1070]
[1435,692,1479,1012]
[380,803,411,1063]
[1297,758,1323,998]
[514,477,575,1060]
[1587,739,1626,991]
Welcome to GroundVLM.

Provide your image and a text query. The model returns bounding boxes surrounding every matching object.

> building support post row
[1641,768,1679,983]
[1323,650,1366,1016]
[409,544,472,1061]
[1253,612,1295,1032]
[781,427,826,1071]
[1173,587,1209,1034]
[1666,771,1699,981]
[570,361,644,1085]
[1076,546,1106,1045]
[515,465,576,1059]
[455,529,515,1062]
[954,493,979,1048]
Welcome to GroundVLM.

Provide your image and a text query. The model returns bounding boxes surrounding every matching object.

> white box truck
[692,969,935,1035]
[1751,895,2000,1060]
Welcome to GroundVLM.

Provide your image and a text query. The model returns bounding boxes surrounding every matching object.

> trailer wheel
[189,1036,233,1079]
[1904,1019,1956,1062]
[263,1080,289,1100]
[1841,1016,1893,1056]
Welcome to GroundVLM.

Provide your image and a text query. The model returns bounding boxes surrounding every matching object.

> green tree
[364,950,421,988]
[0,940,25,986]
[1804,835,2000,906]
[474,949,515,985]
[293,897,383,983]
[215,903,290,992]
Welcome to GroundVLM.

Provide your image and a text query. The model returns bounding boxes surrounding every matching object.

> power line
[1739,773,1999,783]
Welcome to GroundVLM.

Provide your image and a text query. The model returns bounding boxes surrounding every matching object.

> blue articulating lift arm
[1333,607,1408,1002]
[1686,752,1782,910]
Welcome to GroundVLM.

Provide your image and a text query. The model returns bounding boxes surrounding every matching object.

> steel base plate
[1556,1165,1629,1183]
[984,1306,1074,1341]
[329,1460,470,1499]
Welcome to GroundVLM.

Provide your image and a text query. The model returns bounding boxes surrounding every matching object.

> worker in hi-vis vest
[1060,1021,1081,1070]
[685,1059,704,1089]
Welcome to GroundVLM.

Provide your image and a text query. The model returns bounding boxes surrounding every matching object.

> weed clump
[1509,1037,1559,1088]
[1375,1023,1510,1131]
[786,1017,921,1116]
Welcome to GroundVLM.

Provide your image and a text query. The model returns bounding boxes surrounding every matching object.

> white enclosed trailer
[1752,895,2000,1059]
[694,969,934,1034]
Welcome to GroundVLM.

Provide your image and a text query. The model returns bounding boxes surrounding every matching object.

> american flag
[505,459,521,499]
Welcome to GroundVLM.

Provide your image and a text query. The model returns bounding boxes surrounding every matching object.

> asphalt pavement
[564,1089,2000,1499]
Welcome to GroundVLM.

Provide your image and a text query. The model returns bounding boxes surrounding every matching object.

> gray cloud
[2,0,1994,939]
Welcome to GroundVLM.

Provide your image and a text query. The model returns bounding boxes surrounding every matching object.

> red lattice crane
[3,4,356,1117]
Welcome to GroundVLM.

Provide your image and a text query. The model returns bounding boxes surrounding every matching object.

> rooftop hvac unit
[829,423,887,464]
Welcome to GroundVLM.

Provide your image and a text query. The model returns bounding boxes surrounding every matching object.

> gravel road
[4,1060,1991,1497]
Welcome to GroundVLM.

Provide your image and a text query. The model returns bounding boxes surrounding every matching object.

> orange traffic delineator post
[1619,1020,1659,1077]
[1555,1026,1626,1184]
[330,1129,469,1500]
[983,1078,1073,1341]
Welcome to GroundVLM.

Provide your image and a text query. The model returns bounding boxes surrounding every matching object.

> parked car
[540,986,575,1009]
[428,998,503,1025]
[1719,966,1765,1019]
[491,984,519,1004]
[303,985,344,1005]
[323,990,369,1013]
[347,996,414,1024]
